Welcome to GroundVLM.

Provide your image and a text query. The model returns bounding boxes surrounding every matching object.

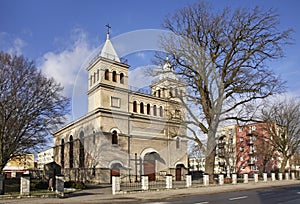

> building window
[90,75,93,86]
[147,104,151,115]
[133,101,137,112]
[158,90,161,98]
[251,165,259,171]
[97,69,100,81]
[240,156,244,161]
[61,139,64,168]
[112,71,117,82]
[175,109,181,118]
[169,87,173,97]
[120,73,124,84]
[175,89,178,97]
[140,102,144,114]
[238,127,243,132]
[176,137,180,149]
[93,130,96,144]
[94,72,96,83]
[105,69,109,80]
[79,131,85,168]
[111,97,121,108]
[239,137,244,142]
[160,106,163,117]
[153,105,157,116]
[112,130,118,145]
[229,137,233,144]
[69,135,74,168]
[239,147,244,152]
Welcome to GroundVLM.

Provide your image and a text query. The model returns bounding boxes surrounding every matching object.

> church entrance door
[175,164,185,181]
[144,152,159,181]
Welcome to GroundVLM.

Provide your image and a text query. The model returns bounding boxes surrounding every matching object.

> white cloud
[0,32,27,55]
[39,28,93,98]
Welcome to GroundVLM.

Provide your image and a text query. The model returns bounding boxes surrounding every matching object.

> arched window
[158,90,161,98]
[176,137,180,149]
[169,87,173,97]
[61,139,64,168]
[140,102,144,114]
[120,73,124,84]
[112,71,117,82]
[133,101,137,112]
[153,105,157,116]
[159,106,163,117]
[79,131,85,168]
[147,104,151,115]
[105,69,109,80]
[69,135,74,168]
[112,130,118,145]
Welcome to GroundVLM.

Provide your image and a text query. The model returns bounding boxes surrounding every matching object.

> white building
[37,148,54,170]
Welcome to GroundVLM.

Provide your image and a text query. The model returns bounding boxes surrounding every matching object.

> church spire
[100,24,120,62]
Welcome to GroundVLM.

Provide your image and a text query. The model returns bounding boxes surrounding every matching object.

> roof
[99,33,120,62]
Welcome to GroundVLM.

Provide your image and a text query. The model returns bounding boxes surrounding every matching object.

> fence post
[271,173,276,181]
[218,174,224,185]
[285,172,289,180]
[55,175,64,197]
[166,174,172,189]
[232,174,237,185]
[278,173,283,181]
[203,174,209,186]
[20,174,30,196]
[254,173,258,183]
[186,174,192,187]
[112,176,120,195]
[0,174,4,195]
[243,174,248,184]
[263,173,268,182]
[141,175,149,190]
[291,172,295,180]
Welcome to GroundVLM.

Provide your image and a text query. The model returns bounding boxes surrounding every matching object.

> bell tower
[86,25,130,113]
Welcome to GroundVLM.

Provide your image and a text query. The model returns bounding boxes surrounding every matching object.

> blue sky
[1,0,300,120]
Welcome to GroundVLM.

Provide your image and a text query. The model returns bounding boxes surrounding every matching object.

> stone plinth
[20,175,30,196]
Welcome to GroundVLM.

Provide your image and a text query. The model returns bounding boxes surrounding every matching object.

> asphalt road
[144,185,300,204]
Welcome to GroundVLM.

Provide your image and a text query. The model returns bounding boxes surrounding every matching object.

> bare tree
[158,2,292,179]
[261,97,300,172]
[0,52,69,174]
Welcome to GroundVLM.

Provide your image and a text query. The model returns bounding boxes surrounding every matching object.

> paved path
[1,180,300,204]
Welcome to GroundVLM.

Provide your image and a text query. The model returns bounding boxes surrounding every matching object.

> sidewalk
[1,180,300,204]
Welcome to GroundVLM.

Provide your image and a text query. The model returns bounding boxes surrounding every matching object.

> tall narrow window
[69,135,74,168]
[159,106,163,117]
[153,105,157,116]
[112,71,117,82]
[105,69,109,80]
[169,87,173,97]
[133,101,137,112]
[97,69,100,81]
[94,72,96,83]
[120,73,124,84]
[176,137,180,149]
[79,131,85,168]
[147,104,151,115]
[61,139,64,168]
[93,130,96,144]
[112,130,118,145]
[158,90,161,98]
[140,102,144,114]
[90,75,93,86]
[175,89,178,97]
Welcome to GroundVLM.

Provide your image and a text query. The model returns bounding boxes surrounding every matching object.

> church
[53,28,188,183]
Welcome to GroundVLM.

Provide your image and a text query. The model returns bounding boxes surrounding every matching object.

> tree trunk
[205,147,216,183]
[280,157,288,173]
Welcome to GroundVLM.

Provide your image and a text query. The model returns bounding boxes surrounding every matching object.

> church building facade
[53,30,188,183]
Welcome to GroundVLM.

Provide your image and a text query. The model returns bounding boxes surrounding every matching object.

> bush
[34,180,49,190]
[64,181,85,189]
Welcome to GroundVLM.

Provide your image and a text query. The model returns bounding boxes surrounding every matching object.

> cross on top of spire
[105,24,111,37]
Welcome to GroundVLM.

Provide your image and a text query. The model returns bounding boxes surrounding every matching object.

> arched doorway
[144,152,160,181]
[111,163,122,178]
[175,164,185,181]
